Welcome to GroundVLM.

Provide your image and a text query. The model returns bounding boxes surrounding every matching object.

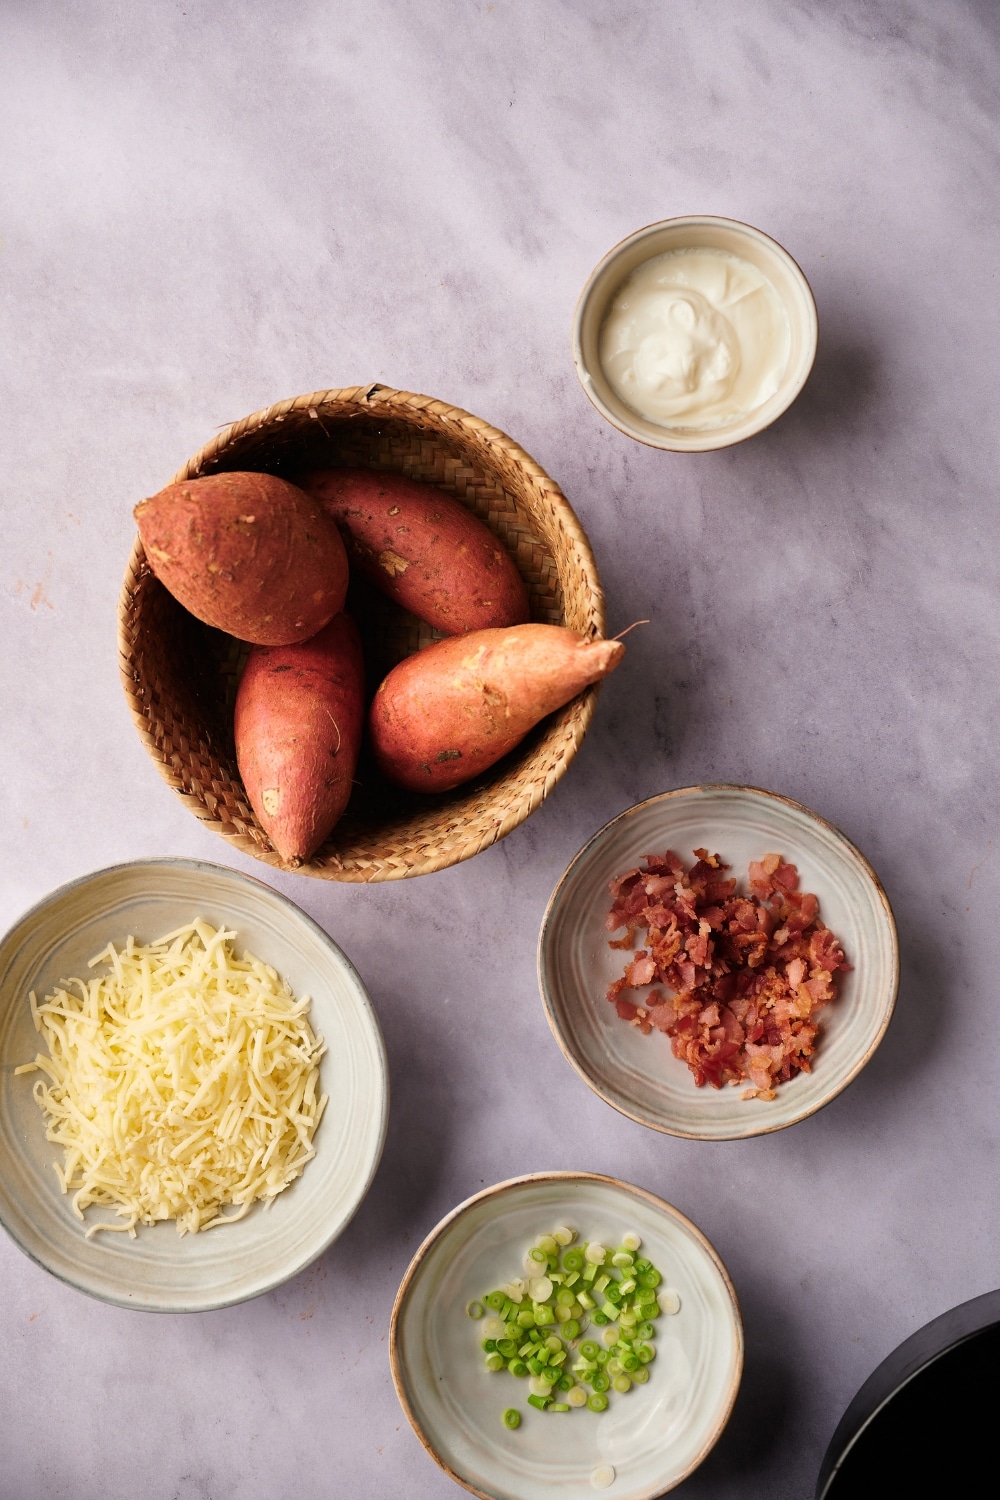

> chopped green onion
[600,1302,618,1322]
[556,1287,576,1307]
[516,1309,535,1329]
[503,1408,520,1429]
[634,1257,651,1274]
[612,1375,631,1393]
[621,1353,639,1372]
[591,1372,610,1394]
[605,1282,623,1304]
[606,1357,623,1376]
[612,1251,633,1269]
[619,1278,636,1297]
[580,1340,600,1360]
[509,1360,528,1377]
[591,1310,608,1325]
[550,1403,570,1412]
[562,1249,584,1272]
[485,1291,506,1311]
[466,1299,484,1319]
[482,1316,505,1339]
[631,1365,649,1384]
[561,1319,580,1340]
[646,1302,661,1319]
[638,1268,661,1289]
[636,1321,655,1341]
[553,1225,576,1246]
[527,1357,543,1375]
[527,1394,550,1411]
[593,1273,610,1295]
[529,1247,547,1264]
[587,1392,608,1412]
[621,1232,641,1252]
[557,1374,573,1392]
[566,1385,587,1407]
[537,1236,557,1255]
[618,1309,637,1329]
[659,1290,680,1315]
[577,1290,596,1310]
[595,1349,610,1365]
[533,1304,555,1326]
[497,1339,517,1358]
[486,1353,504,1372]
[482,1338,497,1353]
[636,1344,655,1364]
[602,1326,618,1346]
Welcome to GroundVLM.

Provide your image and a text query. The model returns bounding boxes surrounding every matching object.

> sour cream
[599,247,791,431]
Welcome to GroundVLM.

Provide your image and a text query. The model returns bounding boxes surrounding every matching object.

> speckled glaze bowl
[0,859,388,1311]
[390,1172,743,1500]
[572,216,818,452]
[538,786,898,1141]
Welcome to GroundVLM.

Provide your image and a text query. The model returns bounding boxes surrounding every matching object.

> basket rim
[118,384,607,882]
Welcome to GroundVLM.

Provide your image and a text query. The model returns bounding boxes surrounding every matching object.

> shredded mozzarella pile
[16,919,328,1239]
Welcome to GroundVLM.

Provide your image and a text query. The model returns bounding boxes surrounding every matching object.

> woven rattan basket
[118,385,607,882]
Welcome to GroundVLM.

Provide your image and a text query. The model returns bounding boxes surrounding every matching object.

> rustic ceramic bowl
[390,1172,743,1500]
[538,786,898,1141]
[0,859,388,1311]
[572,216,818,451]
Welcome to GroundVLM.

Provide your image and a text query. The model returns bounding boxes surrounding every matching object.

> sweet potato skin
[234,613,365,865]
[370,624,624,793]
[300,468,529,634]
[135,471,349,645]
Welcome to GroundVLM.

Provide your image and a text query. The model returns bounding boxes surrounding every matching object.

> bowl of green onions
[389,1171,743,1500]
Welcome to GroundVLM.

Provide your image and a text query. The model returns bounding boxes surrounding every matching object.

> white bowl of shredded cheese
[0,859,388,1311]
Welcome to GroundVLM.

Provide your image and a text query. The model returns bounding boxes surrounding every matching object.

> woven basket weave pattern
[118,386,606,881]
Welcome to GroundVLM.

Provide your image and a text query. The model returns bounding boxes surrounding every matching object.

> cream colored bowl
[538,786,898,1140]
[572,217,818,451]
[0,859,388,1310]
[390,1172,743,1500]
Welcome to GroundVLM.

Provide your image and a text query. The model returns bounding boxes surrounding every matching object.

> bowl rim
[389,1169,745,1500]
[571,215,819,452]
[0,855,390,1311]
[537,784,899,1141]
[118,383,607,883]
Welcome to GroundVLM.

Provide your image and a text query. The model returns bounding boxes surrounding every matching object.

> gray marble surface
[2,2,999,1496]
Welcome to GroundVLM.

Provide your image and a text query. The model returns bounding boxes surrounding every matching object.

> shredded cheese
[16,920,328,1238]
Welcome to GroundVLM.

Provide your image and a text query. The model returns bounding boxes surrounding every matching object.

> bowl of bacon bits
[538,786,898,1140]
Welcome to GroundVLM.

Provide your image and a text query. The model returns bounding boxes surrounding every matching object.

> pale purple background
[2,3,999,1497]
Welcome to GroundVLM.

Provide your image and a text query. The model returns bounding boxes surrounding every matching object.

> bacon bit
[605,849,849,1100]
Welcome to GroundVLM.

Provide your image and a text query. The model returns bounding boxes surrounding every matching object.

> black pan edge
[816,1286,1000,1498]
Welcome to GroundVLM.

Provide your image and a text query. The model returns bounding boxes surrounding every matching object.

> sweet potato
[300,468,529,634]
[234,613,364,865]
[135,471,349,645]
[369,624,624,792]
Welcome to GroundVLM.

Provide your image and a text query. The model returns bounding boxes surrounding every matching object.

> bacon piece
[604,848,847,1100]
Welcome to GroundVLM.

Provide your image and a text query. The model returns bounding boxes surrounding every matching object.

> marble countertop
[3,3,999,1496]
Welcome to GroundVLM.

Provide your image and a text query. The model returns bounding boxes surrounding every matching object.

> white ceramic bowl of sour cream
[572,217,818,452]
